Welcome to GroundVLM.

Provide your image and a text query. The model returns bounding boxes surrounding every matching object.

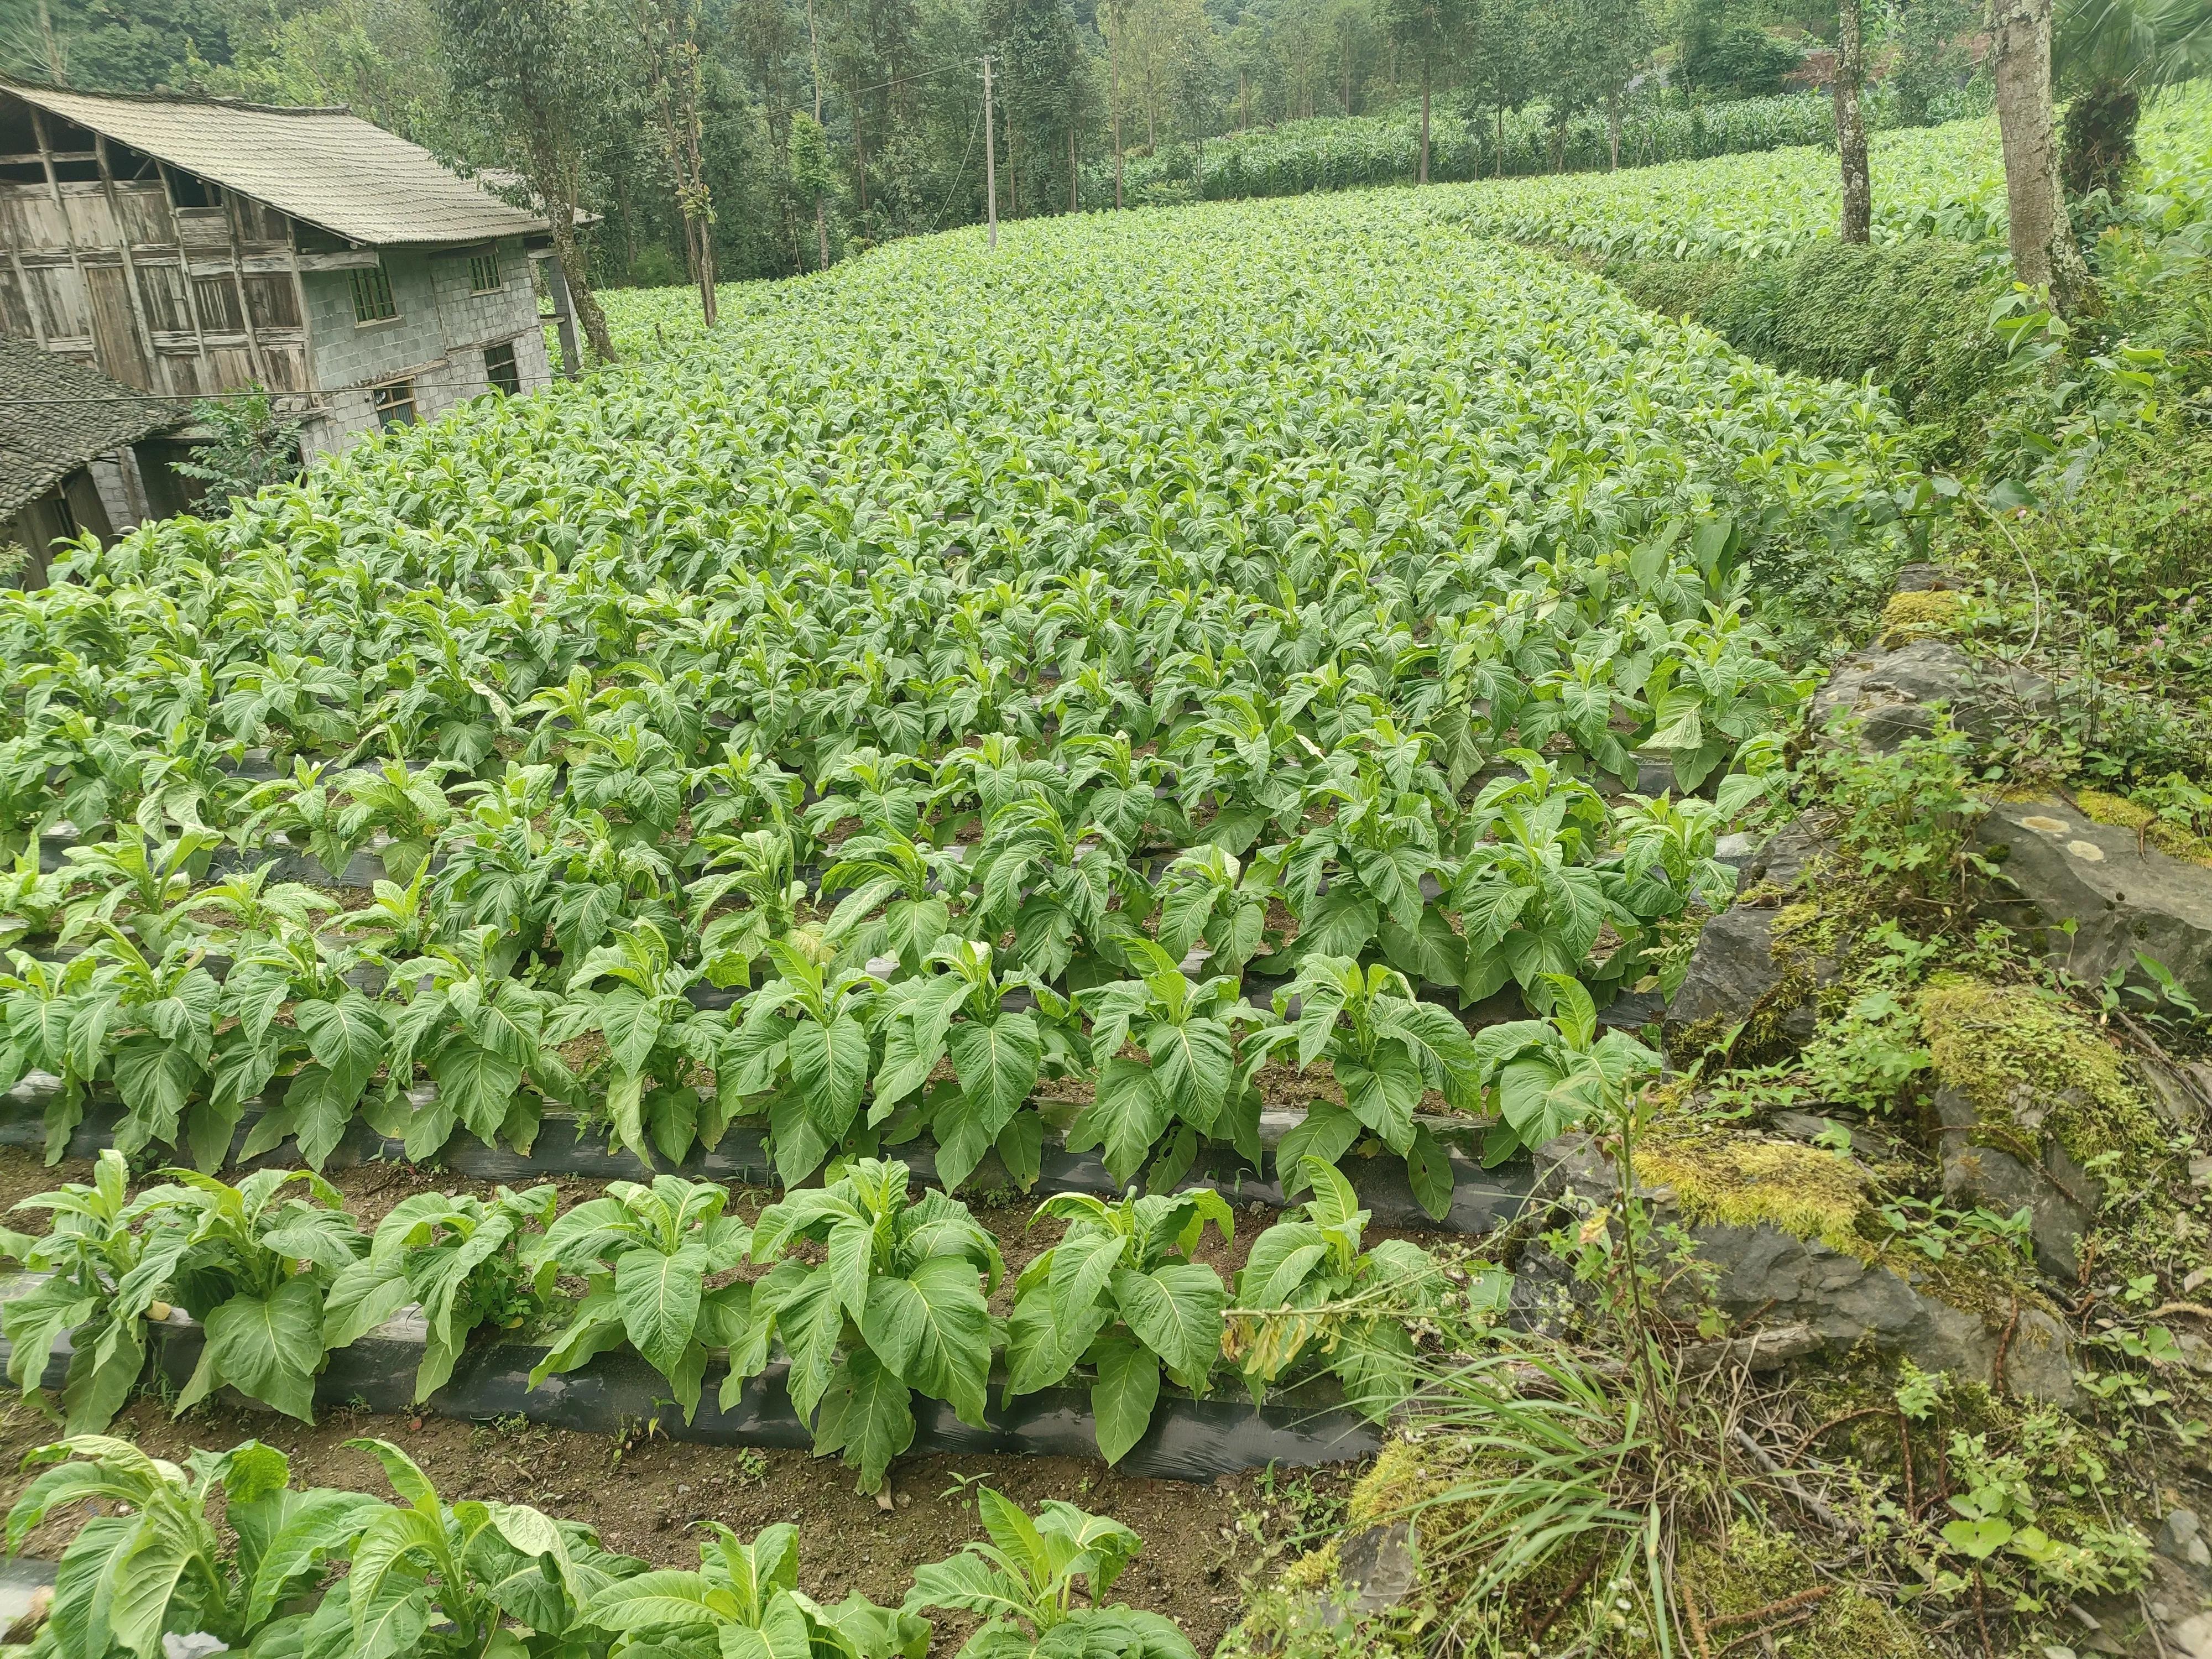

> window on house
[349,263,398,324]
[164,168,221,210]
[372,379,418,429]
[483,341,520,397]
[468,252,502,294]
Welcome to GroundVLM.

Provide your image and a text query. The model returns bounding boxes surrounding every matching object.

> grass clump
[1916,972,2163,1171]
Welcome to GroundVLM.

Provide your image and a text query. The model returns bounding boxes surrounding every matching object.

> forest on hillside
[0,0,1984,285]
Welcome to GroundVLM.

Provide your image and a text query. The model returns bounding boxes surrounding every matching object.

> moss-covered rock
[1676,1526,1936,1658]
[2077,786,2212,868]
[1917,972,2164,1281]
[1917,973,2161,1173]
[1879,586,1965,647]
[1634,1132,1870,1255]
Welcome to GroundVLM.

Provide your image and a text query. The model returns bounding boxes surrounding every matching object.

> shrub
[1605,239,2009,443]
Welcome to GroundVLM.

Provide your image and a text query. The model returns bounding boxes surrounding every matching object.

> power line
[701,55,978,137]
[925,101,983,236]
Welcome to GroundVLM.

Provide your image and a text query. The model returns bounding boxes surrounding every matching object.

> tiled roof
[0,336,182,515]
[2,75,550,247]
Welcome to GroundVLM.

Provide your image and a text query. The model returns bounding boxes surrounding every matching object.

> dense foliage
[1,1434,1158,1659]
[0,193,1916,1212]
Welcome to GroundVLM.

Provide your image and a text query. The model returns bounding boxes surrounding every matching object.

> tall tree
[1384,0,1467,182]
[985,0,1088,213]
[435,0,618,362]
[1469,0,1537,176]
[2056,0,2212,199]
[1559,0,1654,171]
[636,0,718,324]
[1834,0,1870,240]
[1988,0,2096,311]
[790,108,837,267]
[1103,0,1133,206]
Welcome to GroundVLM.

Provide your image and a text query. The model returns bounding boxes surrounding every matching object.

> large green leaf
[293,993,387,1103]
[1089,1335,1161,1466]
[812,1348,917,1494]
[1109,1263,1227,1383]
[1066,1058,1168,1186]
[615,1242,708,1379]
[1142,1016,1233,1135]
[427,1041,524,1144]
[860,1255,992,1425]
[787,1014,870,1138]
[946,1013,1042,1130]
[179,1275,326,1422]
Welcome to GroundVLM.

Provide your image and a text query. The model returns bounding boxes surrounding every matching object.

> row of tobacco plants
[4,1430,1196,1659]
[1,1146,1509,1491]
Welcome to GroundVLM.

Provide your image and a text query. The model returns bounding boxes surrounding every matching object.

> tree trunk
[1988,0,2094,311]
[1418,60,1431,185]
[1070,123,1079,212]
[545,198,614,363]
[1834,0,1870,242]
[816,200,830,270]
[1607,87,1621,171]
[520,121,614,363]
[1111,22,1124,208]
[36,0,65,83]
[1496,105,1505,177]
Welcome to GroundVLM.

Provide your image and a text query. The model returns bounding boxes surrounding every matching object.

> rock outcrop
[1527,1134,2078,1406]
[1809,637,2048,751]
[1976,795,2212,1009]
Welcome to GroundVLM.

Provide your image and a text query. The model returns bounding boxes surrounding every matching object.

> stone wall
[300,235,549,455]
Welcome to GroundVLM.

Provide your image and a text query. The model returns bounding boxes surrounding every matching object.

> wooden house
[0,74,570,461]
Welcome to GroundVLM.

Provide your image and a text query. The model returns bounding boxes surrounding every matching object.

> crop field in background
[1098,89,1848,205]
[1430,84,2212,260]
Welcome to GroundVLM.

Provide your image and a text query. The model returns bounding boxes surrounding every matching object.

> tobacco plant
[133,1167,365,1422]
[0,1151,158,1432]
[749,1157,1003,1492]
[1069,940,1271,1192]
[1263,956,1483,1220]
[869,937,1081,1191]
[1005,1188,1234,1464]
[322,1184,559,1402]
[1223,1157,1447,1415]
[583,1521,928,1659]
[327,1437,640,1659]
[724,942,883,1186]
[4,1436,383,1659]
[549,921,729,1166]
[528,1175,752,1423]
[904,1490,1196,1659]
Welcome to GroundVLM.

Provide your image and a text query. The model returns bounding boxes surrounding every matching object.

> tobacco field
[13,90,2212,1659]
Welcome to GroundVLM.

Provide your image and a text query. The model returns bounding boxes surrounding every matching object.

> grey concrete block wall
[300,234,547,456]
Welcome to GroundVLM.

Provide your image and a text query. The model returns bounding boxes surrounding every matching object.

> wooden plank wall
[0,91,312,400]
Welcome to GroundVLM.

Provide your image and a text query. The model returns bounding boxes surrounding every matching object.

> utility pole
[982,56,999,250]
